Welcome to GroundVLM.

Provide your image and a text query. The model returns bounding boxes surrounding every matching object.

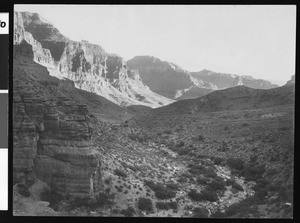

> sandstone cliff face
[14,11,173,108]
[13,47,103,198]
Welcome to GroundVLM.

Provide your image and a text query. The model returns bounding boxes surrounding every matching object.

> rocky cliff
[14,11,173,108]
[191,69,278,90]
[127,56,278,100]
[13,43,103,198]
[127,56,216,99]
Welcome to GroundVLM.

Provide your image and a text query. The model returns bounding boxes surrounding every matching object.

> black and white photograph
[12,4,295,218]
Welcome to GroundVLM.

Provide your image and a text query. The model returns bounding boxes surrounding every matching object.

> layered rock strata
[13,47,102,198]
[14,11,173,108]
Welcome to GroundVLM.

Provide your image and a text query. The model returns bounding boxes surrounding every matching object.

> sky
[15,5,296,85]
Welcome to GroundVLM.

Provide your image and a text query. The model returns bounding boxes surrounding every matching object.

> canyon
[13,11,294,218]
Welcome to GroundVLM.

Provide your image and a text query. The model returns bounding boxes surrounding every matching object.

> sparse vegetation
[114,168,127,178]
[120,206,135,217]
[137,197,153,212]
[227,157,244,171]
[192,207,209,218]
[144,180,176,199]
[156,201,178,210]
[188,188,218,202]
[226,179,244,191]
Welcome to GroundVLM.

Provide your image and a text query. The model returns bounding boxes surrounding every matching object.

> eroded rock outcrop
[14,11,173,108]
[127,56,278,100]
[13,49,102,198]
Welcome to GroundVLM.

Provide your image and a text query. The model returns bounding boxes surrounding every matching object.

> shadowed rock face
[14,11,173,108]
[127,56,278,100]
[13,47,103,198]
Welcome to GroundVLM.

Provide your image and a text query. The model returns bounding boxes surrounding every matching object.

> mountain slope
[127,56,215,99]
[127,56,278,101]
[151,84,295,116]
[14,11,173,108]
[191,69,278,90]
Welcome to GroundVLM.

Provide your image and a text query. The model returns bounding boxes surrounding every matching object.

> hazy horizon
[15,5,296,85]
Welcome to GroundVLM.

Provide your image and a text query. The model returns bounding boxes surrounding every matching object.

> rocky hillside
[127,56,278,100]
[14,11,173,108]
[127,56,216,100]
[191,69,278,90]
[13,47,103,199]
[153,84,295,116]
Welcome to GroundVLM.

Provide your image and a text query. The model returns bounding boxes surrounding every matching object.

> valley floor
[13,105,294,218]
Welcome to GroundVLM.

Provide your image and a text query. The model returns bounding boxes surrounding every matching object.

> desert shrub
[204,167,218,179]
[188,189,202,201]
[163,130,172,134]
[95,192,115,208]
[156,201,178,210]
[192,207,209,218]
[197,176,209,185]
[128,132,151,143]
[200,188,218,202]
[114,169,127,178]
[227,157,244,171]
[144,180,176,199]
[137,197,153,212]
[188,187,218,202]
[243,164,265,181]
[176,141,185,147]
[212,157,223,165]
[188,164,218,178]
[193,135,205,142]
[242,123,250,127]
[166,182,179,191]
[120,206,135,217]
[208,177,226,191]
[211,210,226,218]
[226,179,244,191]
[177,148,191,156]
[69,191,115,210]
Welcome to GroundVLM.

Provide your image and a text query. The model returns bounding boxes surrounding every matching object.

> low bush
[188,189,202,201]
[137,197,153,212]
[192,207,209,218]
[227,158,244,171]
[144,180,176,199]
[176,141,185,147]
[156,201,178,210]
[200,188,218,202]
[211,210,226,218]
[166,182,179,191]
[197,176,209,185]
[243,164,265,181]
[114,169,127,178]
[163,130,172,134]
[120,206,135,217]
[212,157,223,165]
[226,179,244,191]
[188,188,218,202]
[193,135,205,142]
[208,177,226,191]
